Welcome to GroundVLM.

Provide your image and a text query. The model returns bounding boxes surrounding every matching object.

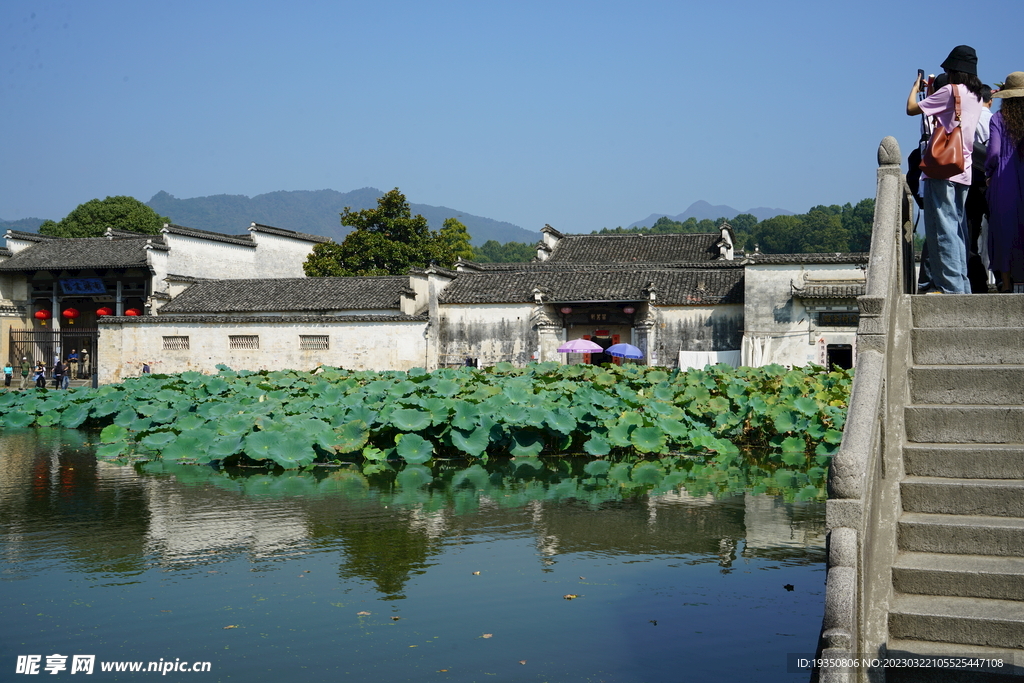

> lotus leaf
[583,458,611,476]
[101,424,129,443]
[346,404,378,427]
[501,405,530,424]
[96,442,128,459]
[243,431,287,461]
[162,435,209,461]
[545,408,576,435]
[149,408,178,424]
[395,433,433,464]
[141,431,177,450]
[390,408,431,432]
[417,397,451,425]
[451,401,481,431]
[130,417,153,433]
[773,409,798,433]
[632,462,663,485]
[631,426,667,454]
[605,420,633,448]
[792,396,820,416]
[35,413,57,427]
[396,464,433,488]
[451,426,490,457]
[779,436,806,453]
[508,429,544,457]
[266,435,317,469]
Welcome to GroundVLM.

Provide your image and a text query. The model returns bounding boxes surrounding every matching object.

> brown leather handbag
[920,84,965,179]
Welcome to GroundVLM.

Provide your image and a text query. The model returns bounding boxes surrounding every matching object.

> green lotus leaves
[101,424,129,443]
[5,411,36,428]
[451,426,490,457]
[779,435,807,453]
[163,435,209,461]
[509,429,545,457]
[583,435,612,457]
[395,433,433,464]
[631,426,667,454]
[391,408,431,432]
[141,431,177,450]
[35,413,57,427]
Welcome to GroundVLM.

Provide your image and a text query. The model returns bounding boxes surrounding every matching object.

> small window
[162,335,190,351]
[299,335,329,350]
[229,335,259,350]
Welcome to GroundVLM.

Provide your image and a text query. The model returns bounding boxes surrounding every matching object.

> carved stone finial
[878,136,901,167]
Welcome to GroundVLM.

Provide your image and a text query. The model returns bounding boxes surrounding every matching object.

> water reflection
[1,428,825,682]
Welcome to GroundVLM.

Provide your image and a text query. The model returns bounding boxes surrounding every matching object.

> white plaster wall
[249,230,319,278]
[438,303,538,366]
[162,234,257,280]
[99,319,429,383]
[743,263,863,367]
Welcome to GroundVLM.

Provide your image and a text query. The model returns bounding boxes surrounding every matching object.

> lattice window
[162,336,190,351]
[229,335,259,350]
[299,335,329,350]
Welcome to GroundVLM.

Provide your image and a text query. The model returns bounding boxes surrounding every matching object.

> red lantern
[622,306,636,315]
[560,306,573,315]
[34,309,52,326]
[96,307,113,317]
[124,308,141,316]
[62,307,80,325]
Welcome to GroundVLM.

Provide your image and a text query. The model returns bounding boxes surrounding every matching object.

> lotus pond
[0,362,851,471]
[1,428,827,682]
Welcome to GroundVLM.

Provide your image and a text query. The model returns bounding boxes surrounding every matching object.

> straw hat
[993,72,1024,99]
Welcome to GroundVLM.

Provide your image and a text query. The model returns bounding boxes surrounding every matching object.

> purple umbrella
[605,343,644,359]
[557,338,604,353]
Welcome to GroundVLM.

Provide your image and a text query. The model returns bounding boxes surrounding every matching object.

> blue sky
[3,0,1021,235]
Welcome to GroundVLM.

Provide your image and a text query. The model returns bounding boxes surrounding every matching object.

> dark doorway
[826,344,853,370]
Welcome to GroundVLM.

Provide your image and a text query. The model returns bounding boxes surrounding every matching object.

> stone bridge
[815,137,1024,682]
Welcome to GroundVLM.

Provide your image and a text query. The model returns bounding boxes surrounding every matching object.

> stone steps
[903,444,1024,480]
[898,512,1024,557]
[888,594,1024,650]
[885,639,1024,682]
[892,552,1024,601]
[905,406,1024,444]
[909,366,1024,405]
[900,477,1024,518]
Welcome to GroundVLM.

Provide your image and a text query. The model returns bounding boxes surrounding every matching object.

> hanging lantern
[560,306,573,315]
[96,306,114,317]
[62,307,80,325]
[34,309,52,326]
[124,308,141,316]
[622,306,636,315]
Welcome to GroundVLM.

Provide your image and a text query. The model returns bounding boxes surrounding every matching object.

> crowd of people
[1,349,91,390]
[907,46,1024,294]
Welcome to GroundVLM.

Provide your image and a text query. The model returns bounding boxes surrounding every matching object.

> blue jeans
[922,179,970,293]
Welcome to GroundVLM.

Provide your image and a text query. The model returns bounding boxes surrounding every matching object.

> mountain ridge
[627,200,794,230]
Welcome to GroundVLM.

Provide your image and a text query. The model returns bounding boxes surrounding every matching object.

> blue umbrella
[605,343,643,359]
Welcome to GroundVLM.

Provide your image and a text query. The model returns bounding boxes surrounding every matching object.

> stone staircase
[886,294,1024,681]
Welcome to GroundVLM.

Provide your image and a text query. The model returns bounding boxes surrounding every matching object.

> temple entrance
[826,344,853,371]
[9,328,99,385]
[583,331,621,366]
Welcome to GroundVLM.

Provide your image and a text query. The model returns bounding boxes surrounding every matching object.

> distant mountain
[146,189,541,247]
[627,200,794,230]
[1,217,47,234]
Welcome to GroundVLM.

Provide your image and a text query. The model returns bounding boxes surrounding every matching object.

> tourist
[52,359,65,389]
[986,72,1024,292]
[907,46,985,293]
[966,84,994,292]
[33,361,46,389]
[20,357,30,388]
[3,362,12,388]
[67,349,78,379]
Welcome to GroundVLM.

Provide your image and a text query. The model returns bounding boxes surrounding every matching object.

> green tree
[304,188,451,276]
[471,240,536,263]
[39,196,170,238]
[439,217,475,262]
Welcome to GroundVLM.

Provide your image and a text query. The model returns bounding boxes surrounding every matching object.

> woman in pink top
[907,46,985,293]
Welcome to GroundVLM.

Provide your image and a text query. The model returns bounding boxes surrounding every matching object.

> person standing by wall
[19,358,30,389]
[907,46,985,293]
[986,72,1024,292]
[3,363,12,388]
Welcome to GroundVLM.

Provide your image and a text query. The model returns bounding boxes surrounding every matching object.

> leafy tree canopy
[304,188,461,276]
[440,217,475,263]
[471,240,536,263]
[39,196,169,238]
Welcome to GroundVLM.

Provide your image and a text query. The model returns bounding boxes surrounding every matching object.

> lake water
[1,428,824,682]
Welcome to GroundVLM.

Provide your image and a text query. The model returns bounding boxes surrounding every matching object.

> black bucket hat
[941,45,978,75]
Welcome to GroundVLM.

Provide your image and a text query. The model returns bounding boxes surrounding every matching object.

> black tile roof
[544,232,723,263]
[0,237,162,271]
[157,277,415,314]
[439,268,744,306]
[250,223,331,244]
[101,313,428,324]
[741,252,869,264]
[792,283,866,299]
[4,230,58,243]
[457,260,743,272]
[163,224,254,247]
